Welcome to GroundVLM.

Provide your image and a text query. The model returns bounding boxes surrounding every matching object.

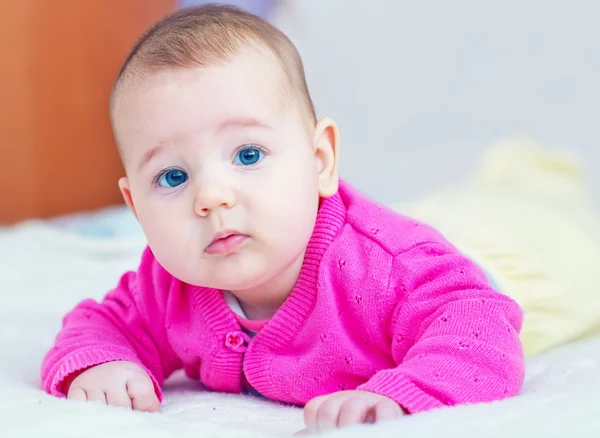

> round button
[225,331,249,352]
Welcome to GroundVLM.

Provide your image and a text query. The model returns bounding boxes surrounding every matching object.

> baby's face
[112,49,325,297]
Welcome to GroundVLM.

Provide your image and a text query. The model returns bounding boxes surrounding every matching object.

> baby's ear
[313,117,340,198]
[118,177,138,219]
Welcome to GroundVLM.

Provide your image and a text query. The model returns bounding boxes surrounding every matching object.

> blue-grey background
[184,0,600,204]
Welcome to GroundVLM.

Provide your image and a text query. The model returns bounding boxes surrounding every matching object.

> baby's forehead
[112,58,302,140]
[116,47,288,103]
[113,60,297,138]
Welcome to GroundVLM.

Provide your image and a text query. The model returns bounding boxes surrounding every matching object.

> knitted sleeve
[40,246,182,401]
[357,242,525,413]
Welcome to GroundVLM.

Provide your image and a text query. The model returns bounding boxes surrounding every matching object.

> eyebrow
[137,118,271,172]
[138,143,165,172]
[216,117,272,133]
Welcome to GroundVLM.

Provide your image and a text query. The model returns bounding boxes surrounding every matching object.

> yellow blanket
[399,140,600,356]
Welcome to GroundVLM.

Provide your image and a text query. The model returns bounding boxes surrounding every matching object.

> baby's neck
[238,300,280,321]
[229,249,305,321]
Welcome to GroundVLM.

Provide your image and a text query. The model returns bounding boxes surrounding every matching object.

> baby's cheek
[144,227,196,278]
[268,207,314,248]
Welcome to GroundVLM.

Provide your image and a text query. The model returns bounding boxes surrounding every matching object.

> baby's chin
[185,277,268,293]
[179,263,273,292]
[160,245,298,293]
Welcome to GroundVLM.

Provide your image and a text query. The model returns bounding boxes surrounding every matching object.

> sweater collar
[250,187,347,350]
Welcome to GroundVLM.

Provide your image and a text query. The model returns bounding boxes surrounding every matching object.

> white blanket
[1,213,599,438]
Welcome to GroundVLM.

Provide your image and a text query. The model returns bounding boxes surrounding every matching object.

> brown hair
[112,4,316,122]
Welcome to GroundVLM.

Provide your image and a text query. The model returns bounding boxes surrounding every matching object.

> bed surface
[1,209,599,437]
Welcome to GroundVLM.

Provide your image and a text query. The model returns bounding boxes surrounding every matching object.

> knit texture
[41,180,524,413]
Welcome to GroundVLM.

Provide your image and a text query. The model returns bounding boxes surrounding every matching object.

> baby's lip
[205,229,249,255]
[209,229,241,244]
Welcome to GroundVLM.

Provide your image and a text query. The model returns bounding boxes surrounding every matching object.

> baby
[40,5,525,434]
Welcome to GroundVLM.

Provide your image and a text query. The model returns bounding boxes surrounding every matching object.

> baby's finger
[316,395,347,432]
[127,378,160,412]
[67,387,87,402]
[303,395,328,432]
[85,388,107,404]
[106,386,133,409]
[372,399,403,423]
[337,397,370,428]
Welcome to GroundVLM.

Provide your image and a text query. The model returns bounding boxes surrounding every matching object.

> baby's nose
[193,182,235,216]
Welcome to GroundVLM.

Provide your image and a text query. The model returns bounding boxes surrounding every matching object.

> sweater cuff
[44,347,163,402]
[357,370,445,414]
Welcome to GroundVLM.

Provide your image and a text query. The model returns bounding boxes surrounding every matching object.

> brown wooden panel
[0,0,175,224]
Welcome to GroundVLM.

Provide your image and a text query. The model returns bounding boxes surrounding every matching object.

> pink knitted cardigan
[41,180,524,413]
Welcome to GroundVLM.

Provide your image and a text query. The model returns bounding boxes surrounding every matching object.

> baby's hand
[65,360,160,412]
[300,390,404,434]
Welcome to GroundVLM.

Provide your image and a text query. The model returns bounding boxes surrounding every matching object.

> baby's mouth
[205,230,249,255]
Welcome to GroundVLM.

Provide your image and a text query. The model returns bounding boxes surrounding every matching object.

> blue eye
[157,169,188,188]
[234,147,263,166]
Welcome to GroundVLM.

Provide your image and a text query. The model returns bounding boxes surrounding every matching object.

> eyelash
[151,144,269,185]
[233,143,269,161]
[152,167,181,186]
